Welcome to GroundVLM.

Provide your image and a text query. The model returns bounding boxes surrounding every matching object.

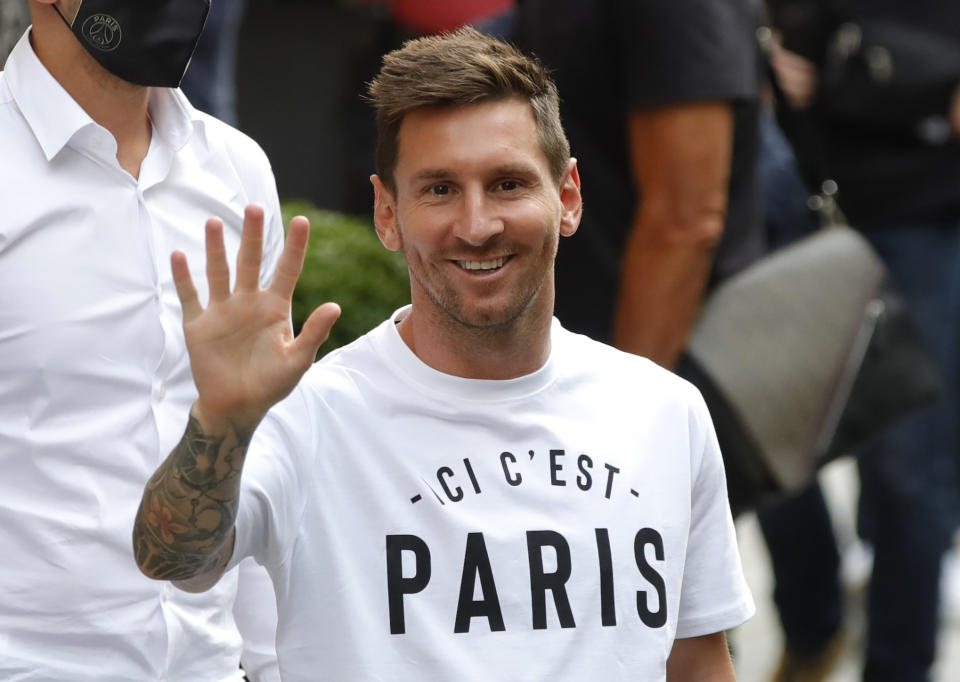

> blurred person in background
[510,0,764,369]
[0,1,280,679]
[387,0,512,37]
[180,0,247,126]
[757,1,960,680]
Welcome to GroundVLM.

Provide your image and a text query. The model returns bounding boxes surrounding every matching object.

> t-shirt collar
[5,29,203,162]
[378,305,562,403]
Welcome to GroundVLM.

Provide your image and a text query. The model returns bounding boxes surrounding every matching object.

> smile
[459,257,507,271]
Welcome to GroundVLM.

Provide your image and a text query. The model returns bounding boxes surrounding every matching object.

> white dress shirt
[0,31,284,682]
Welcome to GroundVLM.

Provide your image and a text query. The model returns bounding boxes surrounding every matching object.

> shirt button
[157,382,167,400]
[163,584,172,601]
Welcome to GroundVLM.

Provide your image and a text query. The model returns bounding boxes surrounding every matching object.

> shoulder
[195,109,274,175]
[184,105,282,234]
[614,0,759,103]
[555,326,706,409]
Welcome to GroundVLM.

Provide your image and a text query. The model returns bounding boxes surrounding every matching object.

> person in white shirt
[0,1,281,680]
[132,27,754,681]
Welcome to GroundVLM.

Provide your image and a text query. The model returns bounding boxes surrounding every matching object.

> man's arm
[132,204,340,591]
[133,409,250,592]
[667,632,737,682]
[612,101,733,368]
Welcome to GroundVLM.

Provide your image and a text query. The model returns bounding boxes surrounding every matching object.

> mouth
[457,256,508,272]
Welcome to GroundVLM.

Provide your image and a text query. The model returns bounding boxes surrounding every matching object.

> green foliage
[283,201,410,357]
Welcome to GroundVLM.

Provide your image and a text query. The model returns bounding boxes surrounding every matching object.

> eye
[429,184,451,196]
[497,179,521,192]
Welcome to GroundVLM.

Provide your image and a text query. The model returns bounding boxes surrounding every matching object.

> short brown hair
[366,26,570,193]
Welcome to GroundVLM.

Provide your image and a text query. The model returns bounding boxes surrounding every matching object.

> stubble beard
[406,233,559,335]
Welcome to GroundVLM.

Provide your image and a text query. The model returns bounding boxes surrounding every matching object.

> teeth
[461,257,506,271]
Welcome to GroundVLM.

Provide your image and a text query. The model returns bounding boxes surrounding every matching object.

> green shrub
[282,201,410,357]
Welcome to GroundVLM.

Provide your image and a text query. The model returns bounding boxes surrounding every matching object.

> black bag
[680,224,942,514]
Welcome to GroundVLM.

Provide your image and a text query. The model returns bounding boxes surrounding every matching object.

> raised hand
[172,204,341,430]
[134,205,339,588]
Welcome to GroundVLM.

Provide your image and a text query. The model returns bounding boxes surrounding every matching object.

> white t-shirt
[233,308,755,681]
[0,30,281,682]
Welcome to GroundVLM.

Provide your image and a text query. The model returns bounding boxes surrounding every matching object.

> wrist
[191,401,264,440]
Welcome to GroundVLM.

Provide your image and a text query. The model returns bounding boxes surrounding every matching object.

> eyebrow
[409,168,454,185]
[408,163,541,186]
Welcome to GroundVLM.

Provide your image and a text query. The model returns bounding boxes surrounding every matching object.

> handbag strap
[760,28,846,226]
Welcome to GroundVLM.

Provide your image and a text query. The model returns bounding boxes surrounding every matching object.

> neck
[397,297,554,380]
[29,10,152,177]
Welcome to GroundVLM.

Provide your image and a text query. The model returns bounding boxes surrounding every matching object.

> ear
[558,158,583,237]
[370,174,401,251]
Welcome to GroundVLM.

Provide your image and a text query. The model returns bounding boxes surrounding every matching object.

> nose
[452,188,504,246]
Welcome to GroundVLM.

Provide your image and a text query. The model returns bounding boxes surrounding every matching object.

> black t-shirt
[513,0,764,342]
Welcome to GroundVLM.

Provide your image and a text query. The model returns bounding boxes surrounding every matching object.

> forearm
[667,632,737,681]
[133,407,255,590]
[616,102,731,367]
[612,210,718,368]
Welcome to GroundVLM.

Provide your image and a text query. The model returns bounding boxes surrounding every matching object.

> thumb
[293,302,342,362]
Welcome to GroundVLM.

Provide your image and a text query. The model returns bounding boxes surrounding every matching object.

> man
[132,27,754,680]
[0,1,279,679]
[758,3,960,680]
[511,0,763,368]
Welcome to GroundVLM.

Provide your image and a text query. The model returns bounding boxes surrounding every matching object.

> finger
[293,301,341,365]
[171,250,202,321]
[206,217,231,302]
[235,204,264,292]
[268,215,311,302]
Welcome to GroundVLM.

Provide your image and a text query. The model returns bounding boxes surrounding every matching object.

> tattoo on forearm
[133,414,251,581]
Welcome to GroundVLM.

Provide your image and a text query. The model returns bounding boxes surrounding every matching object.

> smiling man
[131,27,754,681]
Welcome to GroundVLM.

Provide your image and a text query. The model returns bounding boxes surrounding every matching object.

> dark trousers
[758,221,960,682]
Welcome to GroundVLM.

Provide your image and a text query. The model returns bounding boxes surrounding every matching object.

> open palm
[172,204,341,429]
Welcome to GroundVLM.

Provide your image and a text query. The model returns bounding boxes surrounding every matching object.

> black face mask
[54,0,210,87]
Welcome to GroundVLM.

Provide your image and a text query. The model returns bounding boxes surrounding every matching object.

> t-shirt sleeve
[614,0,759,107]
[675,390,755,638]
[230,386,314,571]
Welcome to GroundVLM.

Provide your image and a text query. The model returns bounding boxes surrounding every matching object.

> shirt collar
[5,29,90,161]
[5,29,205,161]
[149,86,207,153]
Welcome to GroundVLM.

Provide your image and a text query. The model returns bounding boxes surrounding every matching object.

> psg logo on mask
[54,0,209,87]
[81,13,122,52]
